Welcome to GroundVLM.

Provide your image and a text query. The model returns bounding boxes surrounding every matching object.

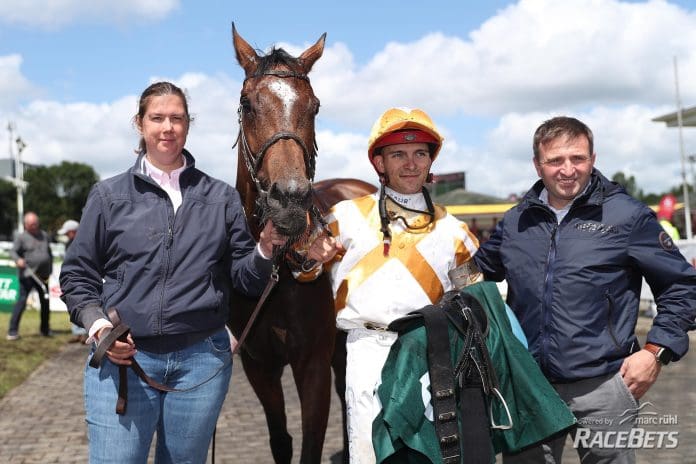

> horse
[227,24,377,464]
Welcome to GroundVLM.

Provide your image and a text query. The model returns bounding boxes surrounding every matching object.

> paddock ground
[0,316,693,463]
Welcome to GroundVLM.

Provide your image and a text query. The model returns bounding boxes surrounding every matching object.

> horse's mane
[252,47,303,77]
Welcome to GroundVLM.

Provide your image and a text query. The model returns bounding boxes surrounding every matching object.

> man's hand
[258,221,289,258]
[620,349,661,399]
[15,258,26,270]
[306,233,344,265]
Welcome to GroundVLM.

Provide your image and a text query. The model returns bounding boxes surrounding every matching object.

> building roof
[432,187,509,205]
[431,188,515,219]
[652,106,696,127]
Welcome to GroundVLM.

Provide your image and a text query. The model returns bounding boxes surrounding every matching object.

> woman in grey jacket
[60,81,285,464]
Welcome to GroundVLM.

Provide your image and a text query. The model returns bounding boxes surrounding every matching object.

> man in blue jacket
[474,116,696,463]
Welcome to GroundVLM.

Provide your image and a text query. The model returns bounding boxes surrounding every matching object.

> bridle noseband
[234,69,318,199]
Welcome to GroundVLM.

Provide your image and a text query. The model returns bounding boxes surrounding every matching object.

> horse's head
[232,24,325,242]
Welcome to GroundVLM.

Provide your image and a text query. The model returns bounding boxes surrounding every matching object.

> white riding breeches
[345,327,398,464]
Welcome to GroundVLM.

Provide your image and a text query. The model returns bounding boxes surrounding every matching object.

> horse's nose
[269,182,288,208]
[269,178,311,208]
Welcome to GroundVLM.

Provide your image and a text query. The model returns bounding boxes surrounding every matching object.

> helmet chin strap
[378,174,435,257]
[378,181,392,257]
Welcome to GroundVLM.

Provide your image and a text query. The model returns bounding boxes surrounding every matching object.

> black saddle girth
[388,291,496,464]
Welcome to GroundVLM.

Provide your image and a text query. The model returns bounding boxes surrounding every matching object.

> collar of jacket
[520,169,621,212]
[131,149,197,185]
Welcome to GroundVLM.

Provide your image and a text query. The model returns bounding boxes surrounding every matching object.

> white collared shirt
[384,186,427,210]
[142,155,186,213]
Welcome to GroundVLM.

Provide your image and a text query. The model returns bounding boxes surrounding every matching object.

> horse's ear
[299,33,326,73]
[232,22,259,77]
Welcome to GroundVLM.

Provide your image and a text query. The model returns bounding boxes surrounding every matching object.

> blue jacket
[474,169,696,382]
[60,151,271,352]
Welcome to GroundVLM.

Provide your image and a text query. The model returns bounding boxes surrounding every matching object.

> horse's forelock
[255,47,303,77]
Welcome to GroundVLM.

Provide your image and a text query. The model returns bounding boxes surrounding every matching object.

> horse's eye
[240,96,251,111]
[313,98,321,115]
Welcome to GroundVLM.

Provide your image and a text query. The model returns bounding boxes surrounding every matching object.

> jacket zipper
[157,200,175,335]
[540,222,558,374]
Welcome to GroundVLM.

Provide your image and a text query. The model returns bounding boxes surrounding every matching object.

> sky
[2,0,696,200]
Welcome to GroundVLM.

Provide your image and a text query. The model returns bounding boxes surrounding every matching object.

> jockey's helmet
[367,107,444,171]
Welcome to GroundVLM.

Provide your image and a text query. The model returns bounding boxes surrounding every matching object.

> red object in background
[657,194,677,221]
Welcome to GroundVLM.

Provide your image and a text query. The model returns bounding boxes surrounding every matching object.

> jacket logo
[575,222,618,235]
[658,231,674,251]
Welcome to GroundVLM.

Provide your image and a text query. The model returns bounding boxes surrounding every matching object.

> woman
[60,81,285,463]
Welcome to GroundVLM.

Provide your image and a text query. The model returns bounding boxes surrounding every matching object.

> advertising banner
[0,259,19,312]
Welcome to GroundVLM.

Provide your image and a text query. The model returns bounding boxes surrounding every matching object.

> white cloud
[12,97,136,179]
[8,72,242,184]
[312,0,696,125]
[464,105,696,198]
[0,0,180,28]
[0,55,38,110]
[3,0,696,202]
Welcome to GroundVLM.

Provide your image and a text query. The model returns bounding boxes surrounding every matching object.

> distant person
[59,81,287,463]
[469,217,482,240]
[480,216,498,243]
[487,217,498,236]
[657,193,680,241]
[7,211,53,340]
[474,116,696,463]
[58,219,88,344]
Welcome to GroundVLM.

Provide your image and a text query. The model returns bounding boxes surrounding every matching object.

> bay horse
[227,24,376,464]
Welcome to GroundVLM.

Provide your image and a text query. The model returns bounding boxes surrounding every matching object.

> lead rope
[212,249,281,464]
[231,247,282,356]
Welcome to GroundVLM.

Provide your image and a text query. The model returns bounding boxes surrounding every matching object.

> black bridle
[234,69,328,266]
[230,68,330,364]
[234,69,318,199]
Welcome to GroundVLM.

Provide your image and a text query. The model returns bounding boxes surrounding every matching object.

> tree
[23,161,99,234]
[611,172,644,200]
[0,178,17,239]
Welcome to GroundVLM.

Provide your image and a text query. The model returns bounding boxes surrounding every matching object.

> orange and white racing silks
[301,190,479,329]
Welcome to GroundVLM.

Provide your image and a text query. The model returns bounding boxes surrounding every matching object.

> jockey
[299,107,480,463]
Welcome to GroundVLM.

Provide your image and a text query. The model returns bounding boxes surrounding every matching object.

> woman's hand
[96,327,137,366]
[258,221,289,258]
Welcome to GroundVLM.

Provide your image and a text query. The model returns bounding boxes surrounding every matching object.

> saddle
[387,290,506,464]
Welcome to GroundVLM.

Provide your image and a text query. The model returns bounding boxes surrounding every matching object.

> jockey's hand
[306,233,344,265]
[96,327,136,366]
[620,349,661,400]
[259,221,289,258]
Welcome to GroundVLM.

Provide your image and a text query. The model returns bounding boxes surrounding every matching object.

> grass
[0,308,73,399]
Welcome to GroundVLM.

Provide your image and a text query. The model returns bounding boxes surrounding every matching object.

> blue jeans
[84,328,233,464]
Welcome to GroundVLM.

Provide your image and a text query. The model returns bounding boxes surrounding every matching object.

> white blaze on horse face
[268,80,298,122]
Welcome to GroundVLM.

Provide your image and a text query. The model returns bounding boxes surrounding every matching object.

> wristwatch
[643,343,673,366]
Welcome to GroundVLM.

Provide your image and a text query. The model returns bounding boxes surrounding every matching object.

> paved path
[0,317,693,463]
